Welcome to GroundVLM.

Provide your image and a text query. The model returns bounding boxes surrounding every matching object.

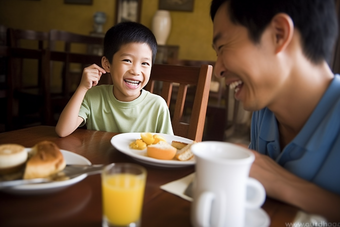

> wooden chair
[8,28,48,89]
[0,46,46,130]
[48,29,104,98]
[43,29,104,125]
[0,46,9,132]
[43,50,102,125]
[5,28,48,129]
[145,64,213,142]
[0,25,8,100]
[8,28,47,48]
[174,59,248,141]
[171,59,223,106]
[171,59,228,141]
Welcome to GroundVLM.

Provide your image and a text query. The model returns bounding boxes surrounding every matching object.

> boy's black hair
[103,22,158,64]
[210,0,338,64]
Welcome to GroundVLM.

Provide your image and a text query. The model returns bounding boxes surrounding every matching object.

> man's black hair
[210,0,338,64]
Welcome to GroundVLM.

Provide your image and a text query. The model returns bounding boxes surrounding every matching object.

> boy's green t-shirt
[78,85,173,134]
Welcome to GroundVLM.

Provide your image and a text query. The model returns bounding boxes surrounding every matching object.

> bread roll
[147,141,177,160]
[175,142,196,161]
[171,141,188,150]
[0,144,27,174]
[23,141,66,179]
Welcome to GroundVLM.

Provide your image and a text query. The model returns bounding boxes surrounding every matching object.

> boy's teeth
[229,80,243,90]
[125,79,140,84]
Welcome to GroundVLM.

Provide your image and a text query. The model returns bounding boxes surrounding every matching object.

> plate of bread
[0,141,91,195]
[111,133,196,168]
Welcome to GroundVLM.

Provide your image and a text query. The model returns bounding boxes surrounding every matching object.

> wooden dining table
[0,126,299,227]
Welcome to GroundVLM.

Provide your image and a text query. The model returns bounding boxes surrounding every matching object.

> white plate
[111,133,195,168]
[245,208,270,227]
[1,149,91,195]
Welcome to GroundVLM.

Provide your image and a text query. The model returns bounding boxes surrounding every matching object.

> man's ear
[270,13,294,54]
[101,56,111,72]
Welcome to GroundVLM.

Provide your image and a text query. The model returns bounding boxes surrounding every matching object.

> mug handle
[195,191,225,227]
[245,177,266,209]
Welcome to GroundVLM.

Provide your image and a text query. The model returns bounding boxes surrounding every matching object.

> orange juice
[102,173,146,226]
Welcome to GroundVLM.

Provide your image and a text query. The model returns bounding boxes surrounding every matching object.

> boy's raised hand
[56,64,106,138]
[80,64,106,90]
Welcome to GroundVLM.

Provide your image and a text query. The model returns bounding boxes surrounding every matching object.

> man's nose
[214,57,226,78]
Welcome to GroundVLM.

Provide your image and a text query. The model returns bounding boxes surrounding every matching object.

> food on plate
[175,142,196,161]
[23,141,66,179]
[129,133,194,161]
[171,141,188,150]
[147,141,177,160]
[130,133,167,149]
[140,133,155,145]
[0,144,27,175]
[153,134,166,144]
[130,139,147,150]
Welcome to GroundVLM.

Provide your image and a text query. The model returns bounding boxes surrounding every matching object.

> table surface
[0,126,298,227]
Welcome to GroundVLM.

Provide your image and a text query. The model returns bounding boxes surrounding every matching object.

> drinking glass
[102,163,147,227]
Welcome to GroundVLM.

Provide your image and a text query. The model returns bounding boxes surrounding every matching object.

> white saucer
[245,208,270,227]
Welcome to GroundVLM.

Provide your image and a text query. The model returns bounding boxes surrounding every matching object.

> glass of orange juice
[102,163,147,227]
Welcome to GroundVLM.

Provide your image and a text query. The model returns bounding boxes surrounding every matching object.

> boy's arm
[55,86,88,137]
[55,64,106,137]
[248,149,340,222]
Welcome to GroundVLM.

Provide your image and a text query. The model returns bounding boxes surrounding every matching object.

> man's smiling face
[212,2,284,111]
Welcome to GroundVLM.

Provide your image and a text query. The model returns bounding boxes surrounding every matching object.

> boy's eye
[123,59,132,63]
[142,62,150,66]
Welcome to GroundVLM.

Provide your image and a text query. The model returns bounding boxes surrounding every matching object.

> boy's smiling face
[104,42,153,102]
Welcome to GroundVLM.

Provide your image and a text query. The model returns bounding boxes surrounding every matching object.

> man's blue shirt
[250,75,340,194]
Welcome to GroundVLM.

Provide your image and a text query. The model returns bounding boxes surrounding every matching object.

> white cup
[191,142,266,227]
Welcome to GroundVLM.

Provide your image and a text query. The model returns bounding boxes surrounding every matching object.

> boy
[55,22,173,137]
[210,0,340,221]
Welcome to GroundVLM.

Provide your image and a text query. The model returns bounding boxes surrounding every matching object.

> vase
[93,11,107,33]
[152,10,171,45]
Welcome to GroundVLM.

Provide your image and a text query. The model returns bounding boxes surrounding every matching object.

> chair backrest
[0,46,46,130]
[7,28,48,90]
[34,30,105,126]
[145,64,213,142]
[0,25,8,46]
[42,49,103,125]
[8,28,48,49]
[47,30,104,103]
[174,59,241,135]
[0,25,8,99]
[48,29,103,53]
[172,59,225,106]
[0,46,9,98]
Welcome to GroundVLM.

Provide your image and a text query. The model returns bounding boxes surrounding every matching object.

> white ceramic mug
[191,142,266,227]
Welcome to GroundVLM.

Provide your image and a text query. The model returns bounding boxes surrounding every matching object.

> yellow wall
[0,0,114,37]
[140,0,215,60]
[0,0,216,61]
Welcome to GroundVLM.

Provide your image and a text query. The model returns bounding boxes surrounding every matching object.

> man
[210,0,340,221]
